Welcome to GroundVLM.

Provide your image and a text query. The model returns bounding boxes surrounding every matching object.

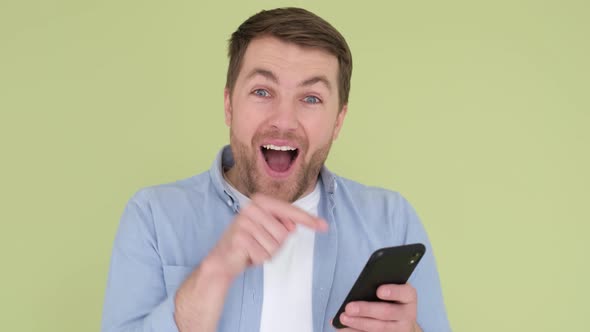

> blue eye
[253,89,270,97]
[303,96,321,104]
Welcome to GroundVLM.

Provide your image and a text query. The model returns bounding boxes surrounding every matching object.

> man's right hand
[207,193,329,279]
[174,193,328,332]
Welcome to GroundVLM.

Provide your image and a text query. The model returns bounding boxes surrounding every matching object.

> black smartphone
[332,243,426,329]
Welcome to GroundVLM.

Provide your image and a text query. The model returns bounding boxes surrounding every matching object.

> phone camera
[408,252,421,265]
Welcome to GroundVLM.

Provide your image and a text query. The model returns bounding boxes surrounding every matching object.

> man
[102,7,450,332]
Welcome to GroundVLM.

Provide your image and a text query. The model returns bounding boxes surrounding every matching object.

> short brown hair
[226,7,353,109]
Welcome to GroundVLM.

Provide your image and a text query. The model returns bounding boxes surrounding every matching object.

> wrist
[200,254,236,284]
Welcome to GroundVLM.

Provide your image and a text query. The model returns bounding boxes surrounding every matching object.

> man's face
[224,36,347,202]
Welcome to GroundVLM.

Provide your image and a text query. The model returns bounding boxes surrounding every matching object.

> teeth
[262,144,297,151]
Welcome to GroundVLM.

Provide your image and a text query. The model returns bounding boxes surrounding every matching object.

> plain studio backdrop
[1,1,588,331]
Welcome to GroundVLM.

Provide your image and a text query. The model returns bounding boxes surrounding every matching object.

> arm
[101,191,242,332]
[400,195,451,332]
[335,195,448,332]
[173,194,328,331]
[102,191,327,332]
[102,192,179,331]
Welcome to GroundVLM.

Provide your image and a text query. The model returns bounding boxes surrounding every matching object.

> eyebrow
[245,68,279,84]
[299,75,332,92]
[245,68,332,92]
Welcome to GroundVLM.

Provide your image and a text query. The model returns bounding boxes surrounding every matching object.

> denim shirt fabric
[102,146,451,331]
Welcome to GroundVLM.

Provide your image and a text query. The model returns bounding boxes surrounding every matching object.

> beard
[228,127,332,202]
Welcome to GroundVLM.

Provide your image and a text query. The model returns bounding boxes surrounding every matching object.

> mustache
[252,129,307,146]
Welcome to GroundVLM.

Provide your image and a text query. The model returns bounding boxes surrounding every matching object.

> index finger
[251,194,329,231]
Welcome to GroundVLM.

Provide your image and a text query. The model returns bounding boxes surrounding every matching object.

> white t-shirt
[224,180,320,332]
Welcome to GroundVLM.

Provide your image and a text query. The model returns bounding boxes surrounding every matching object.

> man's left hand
[336,283,421,332]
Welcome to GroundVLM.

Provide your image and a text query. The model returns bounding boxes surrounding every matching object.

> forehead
[238,36,339,84]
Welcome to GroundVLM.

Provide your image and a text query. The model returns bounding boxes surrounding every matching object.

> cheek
[232,100,278,140]
[303,117,337,148]
[231,108,264,140]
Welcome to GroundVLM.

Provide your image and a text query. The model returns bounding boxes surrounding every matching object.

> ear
[224,88,232,127]
[332,104,348,140]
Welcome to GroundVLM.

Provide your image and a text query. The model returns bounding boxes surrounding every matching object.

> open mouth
[260,144,299,174]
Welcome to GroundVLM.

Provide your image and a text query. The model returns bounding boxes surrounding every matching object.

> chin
[253,173,303,203]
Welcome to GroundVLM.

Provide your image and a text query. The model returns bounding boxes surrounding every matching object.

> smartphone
[332,243,426,329]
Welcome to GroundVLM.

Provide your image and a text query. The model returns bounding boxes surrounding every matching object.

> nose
[269,99,299,131]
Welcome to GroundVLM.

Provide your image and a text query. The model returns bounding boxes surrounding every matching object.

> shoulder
[334,175,411,211]
[128,170,212,210]
[332,175,422,241]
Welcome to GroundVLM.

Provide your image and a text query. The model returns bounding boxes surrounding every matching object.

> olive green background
[1,0,588,331]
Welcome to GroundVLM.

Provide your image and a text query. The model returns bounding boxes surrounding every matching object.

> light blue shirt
[102,146,451,331]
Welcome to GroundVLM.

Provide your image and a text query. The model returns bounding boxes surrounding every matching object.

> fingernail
[380,288,391,297]
[340,313,350,322]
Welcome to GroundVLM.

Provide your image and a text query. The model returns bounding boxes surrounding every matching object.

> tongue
[264,150,292,172]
